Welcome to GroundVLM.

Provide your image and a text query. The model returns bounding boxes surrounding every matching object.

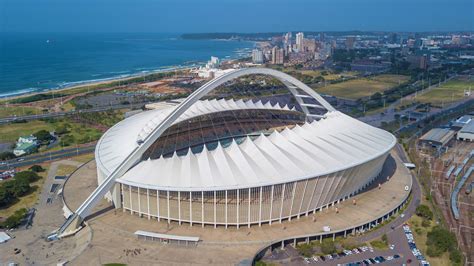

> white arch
[58,67,336,236]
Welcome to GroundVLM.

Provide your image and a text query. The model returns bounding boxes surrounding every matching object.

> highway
[0,144,95,170]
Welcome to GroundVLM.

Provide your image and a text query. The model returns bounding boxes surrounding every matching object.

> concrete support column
[178,191,181,225]
[129,185,133,214]
[157,190,160,221]
[279,183,286,223]
[147,188,150,220]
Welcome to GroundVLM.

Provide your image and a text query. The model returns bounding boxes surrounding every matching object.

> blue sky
[1,0,473,33]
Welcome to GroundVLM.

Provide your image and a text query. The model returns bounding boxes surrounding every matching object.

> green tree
[0,208,28,229]
[33,129,53,143]
[426,226,456,257]
[0,151,15,161]
[0,186,14,207]
[14,171,40,183]
[297,243,313,257]
[449,249,462,264]
[416,205,433,220]
[29,165,45,173]
[321,239,336,254]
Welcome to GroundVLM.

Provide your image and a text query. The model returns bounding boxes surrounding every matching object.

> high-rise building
[296,32,304,51]
[302,39,316,53]
[252,49,264,64]
[284,32,292,44]
[345,37,355,50]
[206,56,220,69]
[271,46,284,64]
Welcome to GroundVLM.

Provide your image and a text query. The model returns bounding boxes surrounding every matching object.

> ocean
[0,33,254,98]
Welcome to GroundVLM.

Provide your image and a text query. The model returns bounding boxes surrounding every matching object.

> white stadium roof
[107,107,395,191]
[96,98,295,177]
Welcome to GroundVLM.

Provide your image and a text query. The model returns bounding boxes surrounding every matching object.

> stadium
[61,68,396,233]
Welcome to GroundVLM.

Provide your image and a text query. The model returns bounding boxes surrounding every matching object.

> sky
[1,0,473,33]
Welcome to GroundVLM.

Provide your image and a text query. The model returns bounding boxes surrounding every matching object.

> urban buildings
[271,46,284,64]
[252,49,264,64]
[296,32,304,51]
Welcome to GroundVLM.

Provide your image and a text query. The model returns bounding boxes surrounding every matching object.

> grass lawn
[56,164,79,176]
[411,77,474,105]
[300,70,358,81]
[0,118,103,145]
[0,120,55,143]
[0,164,49,218]
[72,153,95,163]
[316,74,410,100]
[0,106,42,118]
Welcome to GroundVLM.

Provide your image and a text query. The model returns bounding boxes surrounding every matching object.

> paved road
[0,144,95,170]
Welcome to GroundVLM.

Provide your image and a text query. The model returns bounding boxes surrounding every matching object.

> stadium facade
[60,68,396,234]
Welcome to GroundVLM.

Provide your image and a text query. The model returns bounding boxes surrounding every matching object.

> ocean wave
[2,41,255,97]
[0,88,40,98]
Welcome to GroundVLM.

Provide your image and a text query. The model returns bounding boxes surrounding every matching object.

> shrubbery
[416,205,433,220]
[321,238,336,254]
[296,243,313,257]
[0,171,39,208]
[426,226,457,259]
[0,208,27,229]
[29,165,45,173]
[0,151,15,161]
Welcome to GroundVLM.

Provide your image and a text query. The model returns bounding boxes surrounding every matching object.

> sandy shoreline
[0,66,195,102]
[0,48,253,103]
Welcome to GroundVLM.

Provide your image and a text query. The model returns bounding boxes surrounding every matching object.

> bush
[33,129,53,143]
[0,171,39,207]
[426,244,443,257]
[0,151,15,161]
[14,171,40,183]
[421,219,431,227]
[426,226,456,257]
[416,205,433,220]
[321,239,336,254]
[370,240,388,250]
[449,249,462,264]
[29,165,45,173]
[341,238,358,250]
[0,208,28,229]
[296,243,313,257]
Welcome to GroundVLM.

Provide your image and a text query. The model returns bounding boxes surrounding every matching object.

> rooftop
[419,128,456,145]
[460,120,474,134]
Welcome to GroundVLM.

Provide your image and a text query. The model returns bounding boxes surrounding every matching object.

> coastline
[0,53,251,103]
[0,36,255,102]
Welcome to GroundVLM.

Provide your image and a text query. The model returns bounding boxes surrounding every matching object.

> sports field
[413,77,474,105]
[317,74,410,99]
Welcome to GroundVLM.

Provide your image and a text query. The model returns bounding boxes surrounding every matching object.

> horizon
[1,0,473,33]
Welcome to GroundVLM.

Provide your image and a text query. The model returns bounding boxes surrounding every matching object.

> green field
[0,119,103,146]
[0,120,55,143]
[412,77,474,105]
[0,106,42,118]
[316,74,410,100]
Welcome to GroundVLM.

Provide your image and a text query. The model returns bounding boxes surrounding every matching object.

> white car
[386,256,394,261]
[312,256,318,262]
[303,257,311,264]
